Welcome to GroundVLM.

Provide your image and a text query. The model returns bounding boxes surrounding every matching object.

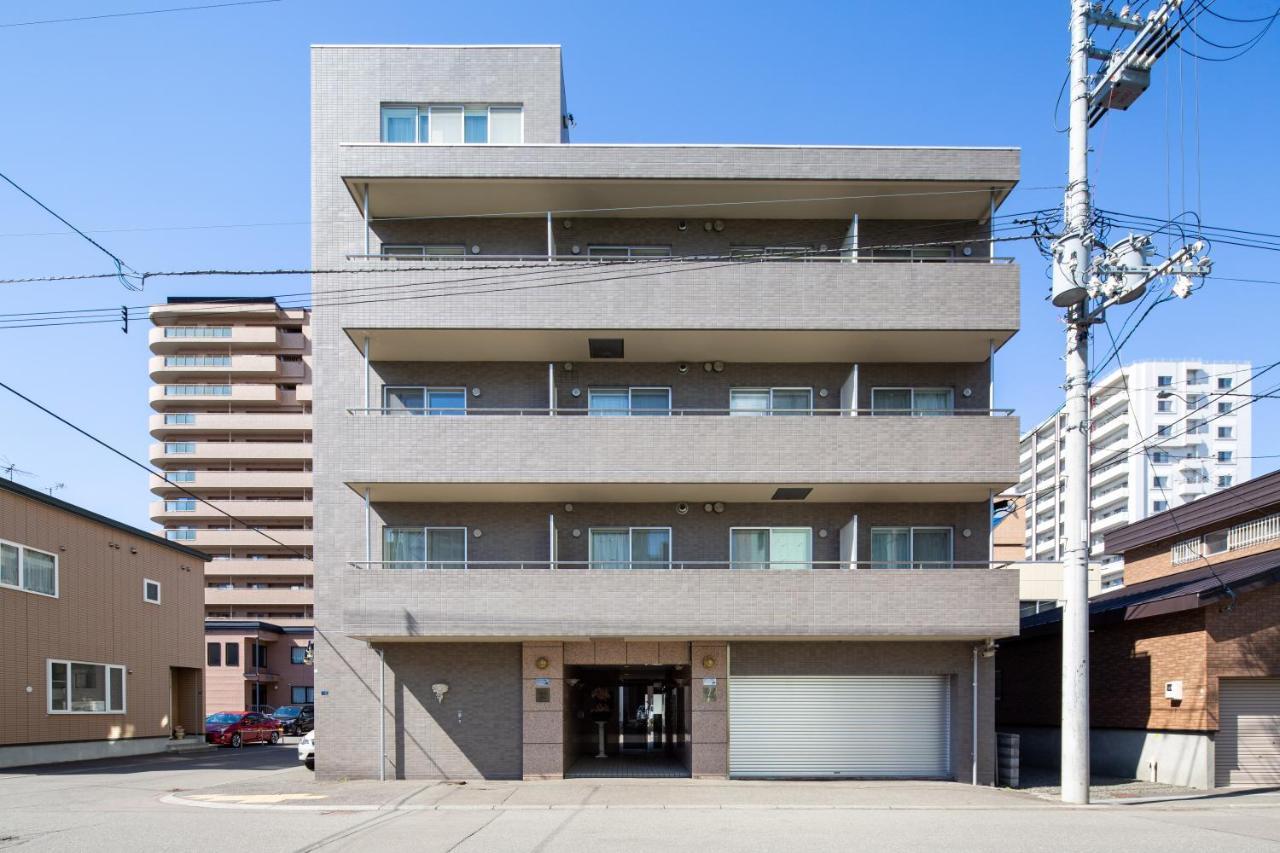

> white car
[298,730,315,770]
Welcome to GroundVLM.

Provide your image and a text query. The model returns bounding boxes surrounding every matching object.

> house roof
[0,477,209,561]
[1020,548,1280,633]
[1104,470,1280,554]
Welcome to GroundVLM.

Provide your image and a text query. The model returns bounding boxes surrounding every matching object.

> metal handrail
[347,559,1009,571]
[343,252,1017,265]
[345,406,1017,417]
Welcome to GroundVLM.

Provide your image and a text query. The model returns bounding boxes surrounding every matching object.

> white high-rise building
[1017,360,1253,579]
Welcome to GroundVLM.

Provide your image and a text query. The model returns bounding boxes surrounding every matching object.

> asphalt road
[2,747,1279,852]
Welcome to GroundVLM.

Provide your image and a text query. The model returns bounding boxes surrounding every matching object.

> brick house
[997,470,1280,787]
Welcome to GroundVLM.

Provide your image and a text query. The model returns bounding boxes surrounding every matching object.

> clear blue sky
[0,0,1277,528]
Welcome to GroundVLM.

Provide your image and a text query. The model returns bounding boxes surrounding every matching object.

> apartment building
[148,298,314,710]
[998,470,1280,788]
[312,44,1021,782]
[1016,360,1253,576]
[1,477,206,768]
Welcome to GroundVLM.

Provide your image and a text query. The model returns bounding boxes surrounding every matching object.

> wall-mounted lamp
[432,683,450,704]
[962,528,973,538]
[470,245,481,255]
[535,656,550,670]
[675,502,690,515]
[571,245,581,255]
[470,387,481,397]
[818,529,828,539]
[571,529,582,538]
[564,503,574,513]
[472,529,483,538]
[962,387,973,398]
[818,389,829,398]
[570,388,582,398]
[562,219,573,229]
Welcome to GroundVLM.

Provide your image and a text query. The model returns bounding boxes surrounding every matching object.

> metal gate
[729,675,951,778]
[1216,678,1280,787]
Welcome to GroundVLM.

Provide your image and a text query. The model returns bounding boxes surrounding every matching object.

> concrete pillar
[690,641,729,778]
[522,642,564,779]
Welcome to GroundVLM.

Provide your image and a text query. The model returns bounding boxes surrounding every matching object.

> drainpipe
[548,362,555,416]
[378,645,386,781]
[988,190,996,262]
[363,184,371,257]
[972,644,979,785]
[364,488,371,566]
[546,211,554,261]
[988,339,996,414]
[362,336,371,412]
[842,213,859,262]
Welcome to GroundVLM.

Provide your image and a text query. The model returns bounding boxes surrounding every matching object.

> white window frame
[0,536,59,598]
[585,245,673,259]
[382,386,468,415]
[729,387,814,415]
[587,386,672,416]
[587,527,673,569]
[143,578,162,605]
[870,387,956,415]
[869,525,955,568]
[381,526,468,568]
[379,244,467,259]
[380,103,524,144]
[729,245,814,260]
[47,659,126,715]
[728,526,814,570]
[1218,425,1235,439]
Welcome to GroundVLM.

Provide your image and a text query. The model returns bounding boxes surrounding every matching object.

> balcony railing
[344,252,1017,265]
[347,559,1007,572]
[346,406,1015,417]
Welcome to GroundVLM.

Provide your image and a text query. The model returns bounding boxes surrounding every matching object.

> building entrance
[564,664,691,778]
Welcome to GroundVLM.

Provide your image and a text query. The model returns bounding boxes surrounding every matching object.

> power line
[0,0,280,29]
[0,378,310,559]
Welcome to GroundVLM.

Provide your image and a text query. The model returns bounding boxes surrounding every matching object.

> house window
[1156,399,1173,413]
[164,413,196,425]
[588,387,672,416]
[164,355,231,367]
[729,245,813,260]
[380,244,467,259]
[169,470,196,483]
[48,660,125,714]
[1218,426,1234,439]
[1203,530,1230,554]
[870,388,955,415]
[870,526,954,569]
[1218,377,1233,390]
[0,537,58,597]
[1151,451,1170,464]
[164,385,231,396]
[143,579,161,604]
[382,527,467,568]
[1153,476,1168,489]
[869,246,955,261]
[1186,419,1207,435]
[166,528,196,541]
[291,646,307,665]
[589,528,672,570]
[1156,425,1172,438]
[380,104,523,144]
[207,642,221,667]
[292,686,316,704]
[383,386,466,415]
[225,642,239,668]
[1153,500,1168,512]
[1187,369,1209,386]
[729,527,813,570]
[1186,394,1207,410]
[586,246,672,259]
[165,499,196,512]
[1218,475,1233,488]
[1157,375,1173,387]
[1218,402,1233,414]
[729,388,813,416]
[164,326,231,338]
[1218,451,1234,463]
[165,442,196,454]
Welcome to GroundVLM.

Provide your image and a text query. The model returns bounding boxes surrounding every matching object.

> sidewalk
[165,769,1056,812]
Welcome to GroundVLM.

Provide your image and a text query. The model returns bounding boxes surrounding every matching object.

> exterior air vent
[587,338,624,359]
[771,488,812,501]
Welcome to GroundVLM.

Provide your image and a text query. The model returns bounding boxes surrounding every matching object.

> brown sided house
[997,470,1280,788]
[0,478,207,768]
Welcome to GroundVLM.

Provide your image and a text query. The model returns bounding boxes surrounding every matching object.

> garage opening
[564,665,691,778]
[730,675,952,779]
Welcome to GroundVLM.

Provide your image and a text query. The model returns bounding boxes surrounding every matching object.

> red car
[205,711,283,748]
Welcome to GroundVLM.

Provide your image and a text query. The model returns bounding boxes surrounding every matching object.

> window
[165,385,231,396]
[383,386,466,415]
[1218,426,1234,439]
[382,527,467,568]
[1218,402,1233,414]
[1187,369,1209,386]
[292,686,316,704]
[164,326,231,338]
[164,413,196,425]
[1157,375,1173,387]
[0,537,58,597]
[1154,500,1168,512]
[588,387,672,416]
[291,646,307,665]
[143,578,161,604]
[1203,530,1230,555]
[48,660,125,714]
[1218,377,1233,390]
[1218,450,1234,463]
[729,527,813,570]
[870,388,955,415]
[585,246,673,259]
[380,104,523,144]
[1156,399,1173,413]
[225,642,239,668]
[1153,476,1168,488]
[166,528,196,541]
[169,470,196,483]
[1151,451,1170,464]
[870,527,954,569]
[1019,600,1058,618]
[1186,394,1207,410]
[1156,425,1172,438]
[207,642,221,667]
[729,245,813,260]
[164,442,196,454]
[1218,475,1234,488]
[165,499,196,512]
[589,528,672,570]
[164,355,231,367]
[380,244,467,259]
[728,387,813,416]
[870,246,955,262]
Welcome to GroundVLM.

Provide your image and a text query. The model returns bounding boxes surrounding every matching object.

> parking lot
[2,746,1280,852]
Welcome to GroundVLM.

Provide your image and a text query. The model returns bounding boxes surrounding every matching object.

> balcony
[149,383,281,410]
[204,558,314,577]
[151,499,313,523]
[340,562,1018,641]
[338,259,1019,364]
[340,411,1019,503]
[149,471,313,495]
[204,587,314,607]
[149,441,312,466]
[167,529,313,549]
[149,412,313,438]
[148,325,281,353]
[147,354,280,382]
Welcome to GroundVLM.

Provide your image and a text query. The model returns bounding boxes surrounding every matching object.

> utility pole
[1052,0,1207,805]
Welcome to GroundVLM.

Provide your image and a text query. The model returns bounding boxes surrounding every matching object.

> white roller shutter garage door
[730,675,951,778]
[1217,678,1280,787]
